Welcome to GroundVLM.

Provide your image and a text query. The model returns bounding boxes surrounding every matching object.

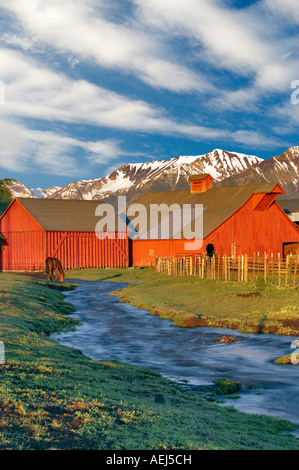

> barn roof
[14,198,119,232]
[188,173,213,181]
[131,182,284,239]
[8,181,284,236]
[277,197,299,213]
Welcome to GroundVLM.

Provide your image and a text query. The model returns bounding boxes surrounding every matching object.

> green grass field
[0,270,299,450]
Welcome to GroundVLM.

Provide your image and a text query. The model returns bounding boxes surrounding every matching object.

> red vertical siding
[0,200,129,272]
[132,200,299,266]
[46,231,129,270]
[204,200,299,257]
[132,239,187,267]
[0,200,46,271]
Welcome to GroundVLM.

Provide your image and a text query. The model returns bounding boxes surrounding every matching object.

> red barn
[131,174,299,266]
[1,176,299,272]
[0,198,129,272]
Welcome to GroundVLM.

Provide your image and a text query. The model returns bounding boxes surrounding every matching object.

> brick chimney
[189,174,213,193]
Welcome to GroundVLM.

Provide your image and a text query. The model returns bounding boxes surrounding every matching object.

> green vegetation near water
[69,267,299,336]
[0,269,299,450]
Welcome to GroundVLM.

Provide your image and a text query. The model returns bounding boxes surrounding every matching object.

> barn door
[283,242,299,258]
[47,231,129,269]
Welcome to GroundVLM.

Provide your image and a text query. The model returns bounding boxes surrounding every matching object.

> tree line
[0,178,13,215]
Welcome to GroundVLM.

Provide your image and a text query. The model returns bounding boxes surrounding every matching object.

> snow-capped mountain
[31,187,62,198]
[215,146,299,195]
[46,149,262,202]
[7,146,299,202]
[8,182,61,199]
[8,181,36,198]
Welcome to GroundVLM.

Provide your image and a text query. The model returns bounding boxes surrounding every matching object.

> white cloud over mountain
[0,0,297,185]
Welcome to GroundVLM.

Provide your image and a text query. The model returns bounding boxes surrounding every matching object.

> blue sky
[0,0,298,189]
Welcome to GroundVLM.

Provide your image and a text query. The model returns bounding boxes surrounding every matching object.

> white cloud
[230,129,284,148]
[0,1,293,178]
[134,0,298,92]
[263,0,299,23]
[0,0,207,93]
[0,46,276,146]
[209,87,260,112]
[275,100,299,128]
[0,47,205,132]
[0,121,30,172]
[0,33,37,51]
[0,119,128,175]
[2,0,296,118]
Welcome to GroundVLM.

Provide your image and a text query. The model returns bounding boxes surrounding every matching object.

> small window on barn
[206,244,215,257]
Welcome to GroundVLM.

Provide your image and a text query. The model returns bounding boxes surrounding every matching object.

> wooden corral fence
[156,253,299,288]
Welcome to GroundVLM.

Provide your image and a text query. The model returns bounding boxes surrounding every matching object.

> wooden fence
[156,253,299,288]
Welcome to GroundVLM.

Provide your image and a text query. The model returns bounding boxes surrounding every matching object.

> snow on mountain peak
[9,147,295,202]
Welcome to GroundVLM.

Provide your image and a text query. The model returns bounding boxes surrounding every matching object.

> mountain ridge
[9,148,262,201]
[8,146,299,202]
[213,146,299,195]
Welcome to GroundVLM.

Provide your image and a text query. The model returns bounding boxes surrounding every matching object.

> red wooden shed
[130,175,299,266]
[0,198,129,272]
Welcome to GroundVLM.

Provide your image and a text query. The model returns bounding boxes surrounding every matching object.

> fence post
[241,255,244,281]
[264,253,267,283]
[292,256,298,289]
[285,255,289,287]
[278,253,281,286]
[244,254,248,283]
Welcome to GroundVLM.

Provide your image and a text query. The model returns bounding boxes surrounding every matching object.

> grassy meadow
[0,269,299,450]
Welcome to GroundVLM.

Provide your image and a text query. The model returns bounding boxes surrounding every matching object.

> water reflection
[54,280,299,435]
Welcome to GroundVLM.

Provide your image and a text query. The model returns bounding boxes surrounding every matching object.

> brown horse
[45,257,65,282]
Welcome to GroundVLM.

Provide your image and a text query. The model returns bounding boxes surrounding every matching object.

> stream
[54,279,299,435]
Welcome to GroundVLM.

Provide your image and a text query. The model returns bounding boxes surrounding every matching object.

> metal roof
[15,198,121,232]
[188,174,213,181]
[12,181,283,237]
[277,197,299,213]
[130,182,284,239]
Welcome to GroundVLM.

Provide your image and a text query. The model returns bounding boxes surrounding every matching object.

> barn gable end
[131,178,299,266]
[0,199,46,271]
[0,198,129,272]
